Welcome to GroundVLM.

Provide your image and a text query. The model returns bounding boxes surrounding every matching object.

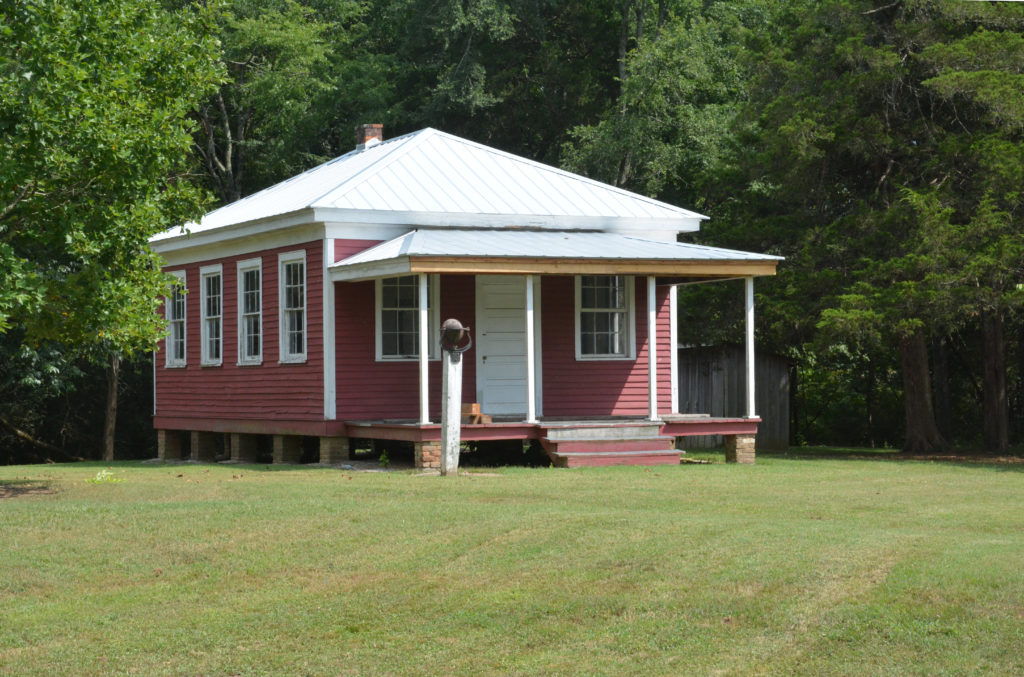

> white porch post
[525,274,538,423]
[323,238,336,420]
[745,276,756,419]
[647,276,658,421]
[669,284,679,414]
[418,273,430,424]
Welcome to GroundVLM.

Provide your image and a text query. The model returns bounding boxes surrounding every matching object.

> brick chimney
[355,123,383,150]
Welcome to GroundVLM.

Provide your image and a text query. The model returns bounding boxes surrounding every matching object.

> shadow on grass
[0,479,56,499]
[752,446,1024,472]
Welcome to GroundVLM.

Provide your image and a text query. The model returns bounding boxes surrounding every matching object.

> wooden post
[525,274,537,423]
[418,273,430,425]
[441,346,463,475]
[745,277,756,419]
[323,238,337,420]
[669,284,679,414]
[648,276,658,421]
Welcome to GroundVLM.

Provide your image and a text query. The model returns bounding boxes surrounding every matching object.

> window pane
[581,286,595,308]
[399,333,417,357]
[380,275,430,358]
[397,283,416,308]
[398,309,417,333]
[579,276,629,357]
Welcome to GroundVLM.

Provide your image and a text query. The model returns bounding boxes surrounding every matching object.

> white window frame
[574,275,636,361]
[165,270,187,368]
[375,274,441,361]
[200,264,223,367]
[237,257,262,365]
[278,250,307,364]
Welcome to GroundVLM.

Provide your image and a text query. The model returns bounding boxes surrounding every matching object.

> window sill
[376,356,441,363]
[165,363,187,369]
[237,360,263,367]
[279,356,307,365]
[575,354,636,362]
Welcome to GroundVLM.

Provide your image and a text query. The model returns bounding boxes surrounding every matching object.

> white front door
[475,275,531,416]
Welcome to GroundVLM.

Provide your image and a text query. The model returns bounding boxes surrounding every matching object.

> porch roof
[329,229,782,282]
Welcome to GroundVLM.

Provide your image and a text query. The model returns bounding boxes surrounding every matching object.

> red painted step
[540,435,680,468]
[548,437,677,454]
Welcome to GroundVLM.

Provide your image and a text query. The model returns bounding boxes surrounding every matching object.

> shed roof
[152,128,707,243]
[329,229,782,282]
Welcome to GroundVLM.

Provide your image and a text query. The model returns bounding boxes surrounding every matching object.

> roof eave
[149,208,319,253]
[330,255,779,283]
[314,207,705,232]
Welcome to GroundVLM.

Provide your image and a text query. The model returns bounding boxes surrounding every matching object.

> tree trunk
[789,363,799,446]
[865,356,875,448]
[899,330,945,453]
[931,336,951,440]
[102,352,120,462]
[982,311,1008,453]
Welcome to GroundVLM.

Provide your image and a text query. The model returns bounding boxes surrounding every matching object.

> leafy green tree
[0,0,223,349]
[0,0,223,459]
[562,0,781,209]
[195,0,341,202]
[734,0,1024,452]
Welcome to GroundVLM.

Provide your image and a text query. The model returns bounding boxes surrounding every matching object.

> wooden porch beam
[404,257,778,278]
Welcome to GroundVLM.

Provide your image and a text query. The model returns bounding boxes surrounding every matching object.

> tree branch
[0,182,35,222]
[862,2,900,16]
[0,415,84,461]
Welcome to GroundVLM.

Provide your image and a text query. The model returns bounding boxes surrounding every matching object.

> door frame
[474,274,543,418]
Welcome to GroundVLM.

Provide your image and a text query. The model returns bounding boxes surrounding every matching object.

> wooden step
[540,436,680,468]
[540,422,664,441]
[543,437,676,454]
[547,449,682,468]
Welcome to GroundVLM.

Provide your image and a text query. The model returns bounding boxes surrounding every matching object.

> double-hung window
[376,274,439,360]
[575,275,635,360]
[237,258,262,365]
[279,251,306,363]
[200,264,223,366]
[165,270,187,367]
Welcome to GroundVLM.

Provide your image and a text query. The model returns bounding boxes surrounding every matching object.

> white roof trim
[329,229,782,282]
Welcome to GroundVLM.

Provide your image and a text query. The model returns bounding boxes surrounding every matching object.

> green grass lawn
[2,455,1023,676]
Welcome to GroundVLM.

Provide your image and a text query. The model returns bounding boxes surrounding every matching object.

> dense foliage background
[1,0,1021,462]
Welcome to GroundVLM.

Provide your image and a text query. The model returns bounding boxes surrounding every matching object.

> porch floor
[343,415,760,467]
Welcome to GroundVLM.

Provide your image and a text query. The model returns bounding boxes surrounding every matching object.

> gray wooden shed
[677,345,790,450]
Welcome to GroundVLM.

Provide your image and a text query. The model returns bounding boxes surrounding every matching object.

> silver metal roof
[152,129,707,242]
[330,229,782,281]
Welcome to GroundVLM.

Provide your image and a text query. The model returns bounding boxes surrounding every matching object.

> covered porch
[326,228,780,468]
[343,415,759,467]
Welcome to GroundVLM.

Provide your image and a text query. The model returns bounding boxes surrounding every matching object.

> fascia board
[155,222,325,267]
[150,209,320,252]
[329,256,413,282]
[311,207,704,232]
[330,255,779,282]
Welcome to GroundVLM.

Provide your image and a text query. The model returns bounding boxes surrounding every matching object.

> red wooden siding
[334,273,477,420]
[154,240,325,422]
[540,276,672,417]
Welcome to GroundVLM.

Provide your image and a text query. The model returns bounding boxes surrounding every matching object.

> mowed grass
[2,456,1023,676]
